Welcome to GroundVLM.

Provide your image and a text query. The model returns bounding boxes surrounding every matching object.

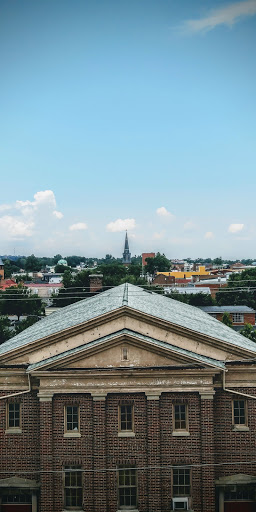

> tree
[145,253,170,274]
[240,323,256,342]
[25,254,41,272]
[0,286,44,321]
[221,312,233,328]
[213,257,223,267]
[0,316,11,344]
[53,254,63,265]
[54,264,71,273]
[216,268,256,310]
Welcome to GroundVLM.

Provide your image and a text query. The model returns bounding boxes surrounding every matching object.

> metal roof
[0,283,256,357]
[199,306,255,313]
[27,328,225,371]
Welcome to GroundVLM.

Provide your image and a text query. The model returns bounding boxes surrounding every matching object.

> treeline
[52,263,146,308]
[1,253,142,278]
[0,286,44,344]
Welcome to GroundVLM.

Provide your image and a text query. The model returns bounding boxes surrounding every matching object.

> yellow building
[157,265,210,279]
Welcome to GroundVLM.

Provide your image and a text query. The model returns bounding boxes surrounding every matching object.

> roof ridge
[122,282,128,306]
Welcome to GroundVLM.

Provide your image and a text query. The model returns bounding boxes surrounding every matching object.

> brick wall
[1,388,256,511]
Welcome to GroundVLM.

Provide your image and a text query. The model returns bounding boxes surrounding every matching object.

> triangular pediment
[28,329,224,372]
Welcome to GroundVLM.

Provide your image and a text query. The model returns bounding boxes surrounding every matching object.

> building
[157,266,210,280]
[142,253,155,267]
[199,306,255,328]
[122,231,131,265]
[23,282,63,298]
[1,284,256,512]
[152,274,175,287]
[164,286,211,296]
[0,258,4,282]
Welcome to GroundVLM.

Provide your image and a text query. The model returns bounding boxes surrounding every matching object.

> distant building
[157,265,210,280]
[57,259,68,266]
[0,258,4,281]
[199,306,256,327]
[142,252,155,267]
[122,231,131,265]
[89,274,103,293]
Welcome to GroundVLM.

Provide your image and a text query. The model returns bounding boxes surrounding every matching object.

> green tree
[213,257,223,267]
[54,264,71,273]
[240,323,256,342]
[25,254,41,272]
[221,312,233,328]
[53,254,63,265]
[145,253,170,274]
[0,316,11,344]
[0,286,44,321]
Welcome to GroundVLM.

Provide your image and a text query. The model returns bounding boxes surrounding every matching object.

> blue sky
[0,0,255,258]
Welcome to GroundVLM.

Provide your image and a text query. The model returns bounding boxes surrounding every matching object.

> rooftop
[0,283,255,356]
[199,306,255,313]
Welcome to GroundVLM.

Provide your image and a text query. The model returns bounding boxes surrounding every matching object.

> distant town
[1,231,256,343]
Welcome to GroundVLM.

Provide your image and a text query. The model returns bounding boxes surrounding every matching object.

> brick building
[0,284,256,512]
[199,306,255,327]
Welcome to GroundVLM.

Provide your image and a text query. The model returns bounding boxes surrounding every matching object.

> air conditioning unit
[172,497,189,510]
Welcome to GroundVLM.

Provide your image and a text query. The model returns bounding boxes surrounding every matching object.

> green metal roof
[0,283,255,357]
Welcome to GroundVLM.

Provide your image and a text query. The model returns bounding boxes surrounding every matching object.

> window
[233,400,247,426]
[122,347,128,361]
[118,467,137,509]
[173,404,188,432]
[232,313,244,323]
[173,468,190,496]
[119,403,134,432]
[7,402,21,430]
[65,405,80,434]
[64,466,82,509]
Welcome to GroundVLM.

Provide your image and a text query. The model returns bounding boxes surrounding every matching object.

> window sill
[232,425,249,432]
[5,428,22,434]
[117,509,139,512]
[172,431,190,437]
[118,432,135,437]
[64,432,81,438]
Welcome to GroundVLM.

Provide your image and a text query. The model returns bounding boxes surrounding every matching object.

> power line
[1,458,256,475]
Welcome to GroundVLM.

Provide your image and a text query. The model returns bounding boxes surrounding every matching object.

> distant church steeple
[122,231,131,265]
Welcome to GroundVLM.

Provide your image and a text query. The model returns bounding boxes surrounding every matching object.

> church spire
[122,231,131,265]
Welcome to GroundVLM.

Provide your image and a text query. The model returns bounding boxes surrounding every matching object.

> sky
[0,0,255,259]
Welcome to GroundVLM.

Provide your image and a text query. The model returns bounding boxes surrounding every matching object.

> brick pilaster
[92,394,107,512]
[146,393,161,512]
[39,395,54,512]
[200,392,215,512]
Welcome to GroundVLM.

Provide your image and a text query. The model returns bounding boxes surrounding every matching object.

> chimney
[89,274,103,293]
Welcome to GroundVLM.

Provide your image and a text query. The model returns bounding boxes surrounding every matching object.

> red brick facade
[1,387,256,511]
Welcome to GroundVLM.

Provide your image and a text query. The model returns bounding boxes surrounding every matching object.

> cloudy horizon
[0,0,255,259]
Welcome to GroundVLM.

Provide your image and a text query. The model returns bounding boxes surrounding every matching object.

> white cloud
[184,221,197,231]
[180,0,256,34]
[153,231,165,240]
[228,223,244,233]
[0,204,12,212]
[0,215,34,238]
[204,231,214,239]
[69,222,88,231]
[156,206,174,219]
[106,218,136,232]
[53,210,63,219]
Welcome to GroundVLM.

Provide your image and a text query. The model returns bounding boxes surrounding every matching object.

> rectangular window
[119,404,134,432]
[118,467,137,509]
[173,468,190,496]
[64,466,82,509]
[233,400,247,426]
[65,405,79,432]
[7,403,20,429]
[173,404,188,431]
[232,313,244,323]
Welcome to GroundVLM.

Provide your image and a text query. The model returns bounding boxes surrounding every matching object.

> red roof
[0,279,17,290]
